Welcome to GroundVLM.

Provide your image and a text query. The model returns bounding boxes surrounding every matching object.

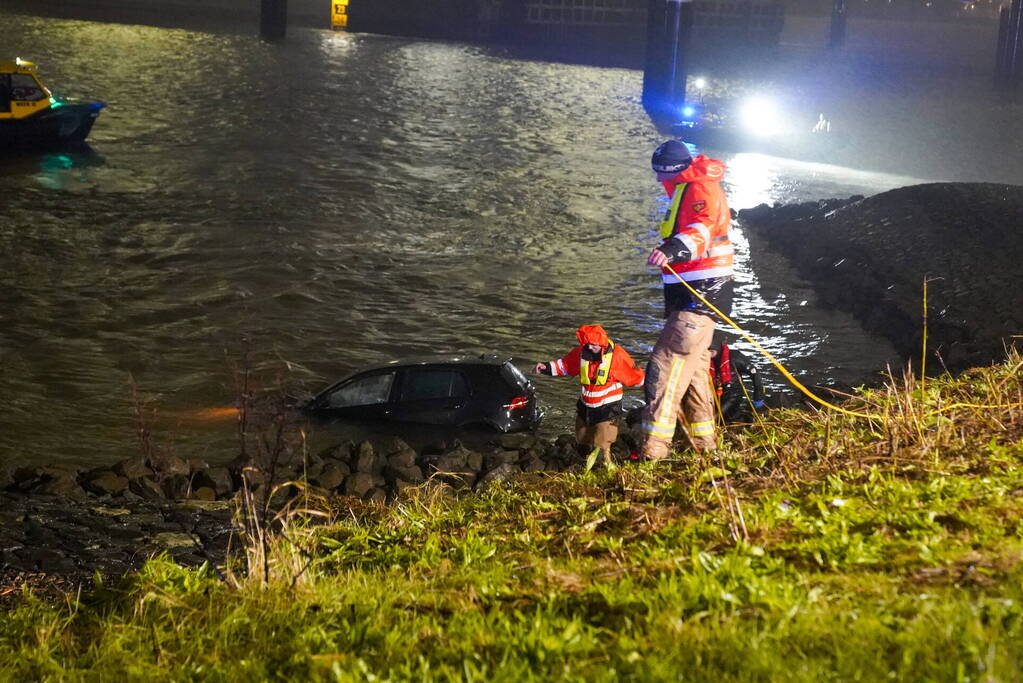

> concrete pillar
[1009,0,1023,86]
[996,5,1011,87]
[643,0,693,122]
[829,0,847,49]
[261,0,288,40]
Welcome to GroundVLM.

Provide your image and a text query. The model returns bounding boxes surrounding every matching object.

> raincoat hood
[576,324,610,347]
[661,154,727,197]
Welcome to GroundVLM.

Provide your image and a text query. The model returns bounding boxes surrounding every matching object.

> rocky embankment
[738,183,1023,372]
[0,432,604,593]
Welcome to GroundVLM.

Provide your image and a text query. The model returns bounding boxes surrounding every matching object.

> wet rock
[90,505,132,517]
[521,457,546,473]
[393,479,421,495]
[83,471,129,497]
[195,467,234,497]
[343,472,377,498]
[161,474,194,500]
[386,449,417,470]
[476,463,522,489]
[385,437,415,455]
[311,463,348,491]
[11,467,41,489]
[189,487,217,502]
[364,488,388,504]
[554,434,577,454]
[321,441,355,463]
[497,433,538,450]
[35,466,87,501]
[130,477,166,501]
[386,465,425,485]
[10,547,77,574]
[483,450,521,471]
[355,440,376,460]
[175,498,232,512]
[433,451,468,474]
[239,466,267,491]
[354,449,382,474]
[429,446,480,488]
[420,441,448,457]
[152,532,197,551]
[187,458,209,474]
[113,457,153,481]
[151,454,190,479]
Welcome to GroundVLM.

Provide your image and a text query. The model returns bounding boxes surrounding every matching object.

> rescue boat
[0,59,105,148]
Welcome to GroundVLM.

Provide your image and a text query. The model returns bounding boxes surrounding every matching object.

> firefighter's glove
[656,238,691,264]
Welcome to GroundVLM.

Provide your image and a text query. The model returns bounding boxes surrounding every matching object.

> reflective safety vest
[660,183,689,239]
[579,343,624,408]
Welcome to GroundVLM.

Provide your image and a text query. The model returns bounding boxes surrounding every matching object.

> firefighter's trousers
[640,310,717,459]
[575,417,618,458]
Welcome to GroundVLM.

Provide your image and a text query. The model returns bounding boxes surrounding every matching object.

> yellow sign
[331,0,348,28]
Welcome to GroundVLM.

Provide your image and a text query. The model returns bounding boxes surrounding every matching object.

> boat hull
[672,122,850,161]
[0,101,104,148]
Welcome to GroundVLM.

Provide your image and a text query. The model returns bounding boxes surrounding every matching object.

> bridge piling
[642,0,693,125]
[260,0,288,39]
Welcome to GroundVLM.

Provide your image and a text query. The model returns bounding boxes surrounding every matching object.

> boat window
[0,75,9,113]
[326,372,394,408]
[398,369,469,402]
[10,74,45,102]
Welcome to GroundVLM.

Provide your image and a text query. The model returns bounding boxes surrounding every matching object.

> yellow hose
[663,269,1023,420]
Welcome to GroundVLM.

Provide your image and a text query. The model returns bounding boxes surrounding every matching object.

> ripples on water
[0,14,916,466]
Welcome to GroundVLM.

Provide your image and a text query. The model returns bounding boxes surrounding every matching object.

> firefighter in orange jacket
[641,140,735,459]
[533,324,645,470]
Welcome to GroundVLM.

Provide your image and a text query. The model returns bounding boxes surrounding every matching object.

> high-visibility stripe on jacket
[547,342,644,409]
[659,155,734,285]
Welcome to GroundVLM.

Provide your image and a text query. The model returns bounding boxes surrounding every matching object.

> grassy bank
[2,356,1022,681]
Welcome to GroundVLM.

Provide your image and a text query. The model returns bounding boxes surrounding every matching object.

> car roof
[346,353,512,376]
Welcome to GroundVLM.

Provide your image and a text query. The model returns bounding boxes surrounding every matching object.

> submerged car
[1,59,105,148]
[304,354,543,435]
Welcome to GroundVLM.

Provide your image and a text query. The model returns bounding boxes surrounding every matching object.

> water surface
[1,14,946,466]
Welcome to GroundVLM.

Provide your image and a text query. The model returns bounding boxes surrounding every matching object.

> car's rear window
[398,369,469,402]
[500,362,530,392]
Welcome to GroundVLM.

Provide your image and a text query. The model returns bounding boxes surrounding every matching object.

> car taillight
[503,396,530,411]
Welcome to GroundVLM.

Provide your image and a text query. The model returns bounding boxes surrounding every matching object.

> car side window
[398,369,469,403]
[326,372,395,408]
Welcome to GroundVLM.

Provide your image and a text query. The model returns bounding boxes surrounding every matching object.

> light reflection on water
[0,14,921,466]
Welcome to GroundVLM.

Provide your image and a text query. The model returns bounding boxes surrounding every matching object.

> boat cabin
[0,60,54,120]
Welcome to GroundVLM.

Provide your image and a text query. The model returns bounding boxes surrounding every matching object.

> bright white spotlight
[739,96,784,137]
[694,77,707,90]
[682,106,695,118]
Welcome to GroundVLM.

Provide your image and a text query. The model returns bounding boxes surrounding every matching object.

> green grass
[2,356,1022,681]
